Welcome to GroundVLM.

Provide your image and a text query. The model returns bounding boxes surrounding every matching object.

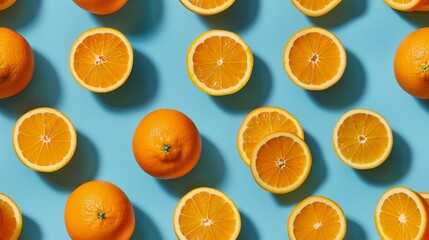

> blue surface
[0,0,428,239]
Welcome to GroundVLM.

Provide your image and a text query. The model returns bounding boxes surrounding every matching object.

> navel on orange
[12,107,77,172]
[384,0,427,11]
[333,109,393,170]
[179,0,236,15]
[288,196,347,240]
[187,30,253,96]
[0,193,22,240]
[290,0,342,17]
[173,187,241,240]
[283,27,346,91]
[69,27,133,93]
[237,106,304,166]
[0,0,16,11]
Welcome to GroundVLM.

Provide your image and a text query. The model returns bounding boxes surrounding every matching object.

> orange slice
[69,27,133,93]
[179,0,236,15]
[290,0,342,17]
[419,192,429,206]
[187,30,254,96]
[283,27,346,91]
[0,0,16,11]
[12,107,77,172]
[287,196,347,240]
[251,132,312,194]
[333,109,393,170]
[173,187,241,240]
[384,0,427,11]
[0,193,22,240]
[237,106,304,166]
[375,187,429,240]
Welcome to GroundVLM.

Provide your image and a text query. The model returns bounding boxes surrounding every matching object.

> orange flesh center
[296,0,335,10]
[187,0,229,9]
[0,200,17,239]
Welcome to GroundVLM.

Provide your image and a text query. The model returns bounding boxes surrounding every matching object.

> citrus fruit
[384,0,427,11]
[132,109,202,179]
[237,106,304,166]
[333,109,393,170]
[394,27,429,99]
[251,132,312,194]
[0,27,34,99]
[375,187,429,240]
[69,27,133,93]
[290,0,342,17]
[415,2,429,11]
[64,180,135,240]
[173,187,241,240]
[179,0,235,15]
[12,107,77,172]
[283,27,347,91]
[73,0,128,15]
[0,193,22,240]
[287,196,347,240]
[187,30,254,96]
[419,192,429,205]
[0,0,16,11]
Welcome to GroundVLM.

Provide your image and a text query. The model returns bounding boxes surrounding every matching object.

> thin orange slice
[251,132,312,194]
[173,187,241,240]
[283,27,346,91]
[12,107,77,172]
[237,106,304,166]
[187,30,254,96]
[288,196,347,240]
[333,109,393,170]
[375,187,429,240]
[384,0,427,11]
[290,0,342,17]
[179,0,236,15]
[69,27,133,93]
[0,193,22,240]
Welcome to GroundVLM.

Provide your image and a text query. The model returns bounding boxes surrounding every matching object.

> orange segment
[69,27,133,93]
[290,0,342,17]
[173,187,241,240]
[375,187,429,240]
[179,0,236,15]
[384,0,427,11]
[237,106,304,166]
[283,27,346,91]
[12,107,77,172]
[333,109,393,170]
[288,196,347,240]
[187,30,253,96]
[0,193,22,240]
[251,132,312,194]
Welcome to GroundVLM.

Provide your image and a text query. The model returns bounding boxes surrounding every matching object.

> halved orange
[375,187,429,240]
[290,0,342,17]
[251,132,312,194]
[0,193,22,240]
[288,196,347,240]
[173,187,241,240]
[12,107,77,172]
[237,106,304,166]
[187,30,254,96]
[333,109,393,170]
[384,0,427,11]
[419,192,429,205]
[69,27,133,93]
[283,27,347,91]
[179,0,236,15]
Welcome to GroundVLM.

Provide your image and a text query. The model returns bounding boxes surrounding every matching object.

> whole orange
[64,180,135,240]
[132,109,202,179]
[0,27,34,99]
[73,0,128,15]
[394,27,429,99]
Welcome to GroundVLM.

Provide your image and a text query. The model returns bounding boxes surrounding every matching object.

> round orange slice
[12,107,77,172]
[173,187,241,240]
[288,196,347,240]
[290,0,342,17]
[333,109,393,170]
[384,0,427,11]
[69,27,133,93]
[237,106,304,166]
[0,193,22,240]
[179,0,236,15]
[375,187,429,240]
[187,30,254,96]
[283,27,346,91]
[251,132,312,194]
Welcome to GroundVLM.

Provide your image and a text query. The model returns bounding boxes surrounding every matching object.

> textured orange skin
[73,0,128,15]
[64,180,135,240]
[394,27,429,99]
[132,109,202,179]
[0,27,34,99]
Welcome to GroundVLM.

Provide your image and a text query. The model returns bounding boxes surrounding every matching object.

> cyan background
[0,0,428,239]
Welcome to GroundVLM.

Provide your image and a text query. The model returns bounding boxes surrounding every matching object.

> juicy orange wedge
[384,0,427,11]
[290,0,342,17]
[0,193,22,240]
[179,0,236,15]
